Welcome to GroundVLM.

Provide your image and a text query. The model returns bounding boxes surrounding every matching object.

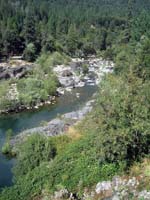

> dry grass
[130,158,150,177]
[66,126,82,141]
[130,158,150,191]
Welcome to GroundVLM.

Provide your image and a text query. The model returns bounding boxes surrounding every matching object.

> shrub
[0,81,11,111]
[17,74,58,107]
[13,134,56,178]
[82,74,150,165]
[36,52,70,70]
[1,129,13,155]
[82,63,89,75]
[1,74,150,200]
[23,43,36,62]
[1,142,11,154]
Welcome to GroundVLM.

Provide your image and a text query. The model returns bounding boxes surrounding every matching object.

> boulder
[95,181,112,194]
[0,71,12,79]
[0,64,34,80]
[10,99,95,146]
[61,69,73,77]
[45,119,67,136]
[58,77,75,87]
[138,190,150,200]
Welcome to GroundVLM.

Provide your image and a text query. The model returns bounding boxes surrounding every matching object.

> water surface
[0,85,97,188]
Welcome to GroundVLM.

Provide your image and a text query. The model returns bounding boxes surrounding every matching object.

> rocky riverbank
[10,99,95,147]
[0,57,113,114]
[55,57,114,94]
[0,60,34,80]
[7,57,114,147]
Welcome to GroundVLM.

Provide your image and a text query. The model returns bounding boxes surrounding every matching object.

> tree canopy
[0,0,150,59]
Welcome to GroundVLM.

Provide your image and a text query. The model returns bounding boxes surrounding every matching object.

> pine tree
[66,24,79,56]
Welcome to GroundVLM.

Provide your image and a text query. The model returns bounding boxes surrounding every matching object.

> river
[0,85,97,188]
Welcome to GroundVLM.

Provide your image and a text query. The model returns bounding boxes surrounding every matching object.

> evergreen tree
[66,24,79,56]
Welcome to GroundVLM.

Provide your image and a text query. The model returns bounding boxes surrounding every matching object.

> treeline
[0,0,150,60]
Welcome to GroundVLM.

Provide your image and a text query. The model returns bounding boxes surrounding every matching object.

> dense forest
[0,0,150,199]
[0,0,150,60]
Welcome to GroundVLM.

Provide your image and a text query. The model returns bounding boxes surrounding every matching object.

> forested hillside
[0,0,150,60]
[0,0,150,199]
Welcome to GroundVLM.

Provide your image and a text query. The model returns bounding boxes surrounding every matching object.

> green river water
[0,85,97,188]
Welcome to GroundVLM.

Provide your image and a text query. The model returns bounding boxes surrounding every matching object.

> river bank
[0,85,97,188]
[10,99,95,148]
[0,57,113,188]
[0,57,114,115]
[9,57,114,147]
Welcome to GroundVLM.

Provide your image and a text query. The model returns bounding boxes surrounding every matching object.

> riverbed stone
[54,58,114,92]
[10,99,95,147]
[0,63,34,80]
[58,76,75,87]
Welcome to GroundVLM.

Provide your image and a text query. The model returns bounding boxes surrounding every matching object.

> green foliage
[36,52,71,73]
[44,134,124,193]
[42,35,56,53]
[6,129,13,139]
[1,0,149,58]
[1,129,13,155]
[51,135,72,155]
[17,76,57,107]
[1,57,150,199]
[0,53,61,111]
[0,81,10,110]
[23,43,36,62]
[93,74,150,164]
[114,46,132,73]
[0,81,20,112]
[131,11,150,41]
[1,142,11,155]
[135,36,150,79]
[0,133,123,200]
[13,51,70,108]
[0,1,150,200]
[13,134,56,178]
[66,24,80,56]
[82,63,89,75]
[0,162,51,200]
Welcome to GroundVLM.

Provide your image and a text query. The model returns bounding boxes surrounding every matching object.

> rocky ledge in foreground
[44,176,150,200]
[10,99,95,147]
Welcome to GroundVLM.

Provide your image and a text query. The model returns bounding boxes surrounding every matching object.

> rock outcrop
[0,62,34,80]
[46,176,150,200]
[54,58,114,95]
[93,176,150,200]
[0,57,113,114]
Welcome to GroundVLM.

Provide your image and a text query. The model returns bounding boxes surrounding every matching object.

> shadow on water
[0,85,97,188]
